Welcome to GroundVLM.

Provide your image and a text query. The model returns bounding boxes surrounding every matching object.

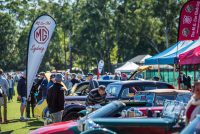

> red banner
[178,0,200,41]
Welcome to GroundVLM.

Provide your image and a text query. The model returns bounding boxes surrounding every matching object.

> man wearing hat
[17,70,27,121]
[47,74,55,91]
[47,73,65,123]
[88,73,99,91]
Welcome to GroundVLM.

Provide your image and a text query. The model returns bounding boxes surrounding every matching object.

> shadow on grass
[0,130,14,134]
[7,119,20,123]
[27,119,43,127]
[20,118,43,130]
[29,127,41,131]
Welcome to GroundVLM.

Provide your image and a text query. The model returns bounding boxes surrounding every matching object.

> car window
[106,84,121,97]
[121,88,129,98]
[176,93,192,103]
[121,86,137,98]
[75,84,89,93]
[155,94,176,106]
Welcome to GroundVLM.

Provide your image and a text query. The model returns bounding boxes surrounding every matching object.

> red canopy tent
[179,45,200,65]
[179,45,200,82]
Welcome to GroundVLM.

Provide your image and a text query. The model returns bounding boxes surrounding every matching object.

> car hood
[30,120,78,134]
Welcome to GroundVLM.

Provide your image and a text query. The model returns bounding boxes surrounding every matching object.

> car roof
[139,89,191,93]
[75,80,119,86]
[98,80,119,82]
[77,80,119,84]
[108,80,169,85]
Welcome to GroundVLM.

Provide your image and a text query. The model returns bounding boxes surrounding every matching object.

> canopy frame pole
[173,64,176,86]
[178,64,181,90]
[158,64,160,79]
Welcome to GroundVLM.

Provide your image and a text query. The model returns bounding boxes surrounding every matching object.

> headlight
[84,119,100,131]
[77,118,100,132]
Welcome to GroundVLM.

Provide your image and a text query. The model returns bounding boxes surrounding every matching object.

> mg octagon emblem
[34,26,49,44]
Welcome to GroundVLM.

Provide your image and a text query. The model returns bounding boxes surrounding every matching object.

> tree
[0,12,18,70]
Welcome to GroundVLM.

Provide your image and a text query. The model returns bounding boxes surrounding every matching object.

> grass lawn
[1,88,43,134]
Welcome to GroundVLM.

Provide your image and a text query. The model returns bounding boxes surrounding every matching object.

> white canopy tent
[115,62,139,72]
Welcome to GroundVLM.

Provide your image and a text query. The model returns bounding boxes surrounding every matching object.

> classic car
[34,80,118,119]
[180,115,200,134]
[61,80,175,121]
[30,100,187,134]
[36,80,175,121]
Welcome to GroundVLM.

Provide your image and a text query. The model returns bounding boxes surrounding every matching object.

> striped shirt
[86,88,107,106]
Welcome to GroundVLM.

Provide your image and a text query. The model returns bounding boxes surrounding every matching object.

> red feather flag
[178,0,200,41]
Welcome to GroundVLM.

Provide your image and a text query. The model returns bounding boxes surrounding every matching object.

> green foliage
[0,0,186,72]
[0,12,18,71]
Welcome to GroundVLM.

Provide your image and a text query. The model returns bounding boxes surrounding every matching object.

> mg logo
[34,26,49,44]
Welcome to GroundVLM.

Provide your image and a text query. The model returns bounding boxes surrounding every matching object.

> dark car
[61,80,175,121]
[106,80,175,100]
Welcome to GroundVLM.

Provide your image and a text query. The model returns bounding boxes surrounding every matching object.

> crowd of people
[0,68,200,125]
[0,69,105,123]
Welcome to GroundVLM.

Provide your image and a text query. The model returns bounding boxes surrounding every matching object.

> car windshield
[134,92,154,104]
[75,84,89,93]
[155,94,176,106]
[106,84,122,97]
[176,93,192,103]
